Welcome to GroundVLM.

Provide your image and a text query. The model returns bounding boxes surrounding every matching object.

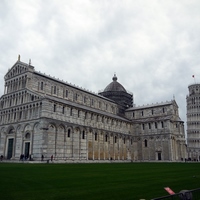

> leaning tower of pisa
[187,83,200,160]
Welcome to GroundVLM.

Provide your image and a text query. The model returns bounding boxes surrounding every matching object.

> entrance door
[158,152,162,160]
[24,142,30,159]
[7,138,14,159]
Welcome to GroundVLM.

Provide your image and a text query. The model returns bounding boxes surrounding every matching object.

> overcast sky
[1,0,200,126]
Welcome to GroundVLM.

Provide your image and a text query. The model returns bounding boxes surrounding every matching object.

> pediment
[4,60,34,80]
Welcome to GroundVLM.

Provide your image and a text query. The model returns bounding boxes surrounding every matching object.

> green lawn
[0,162,199,200]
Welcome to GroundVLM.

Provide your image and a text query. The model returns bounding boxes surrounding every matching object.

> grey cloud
[1,0,200,125]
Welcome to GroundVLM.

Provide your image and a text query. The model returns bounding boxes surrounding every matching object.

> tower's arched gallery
[0,58,187,161]
[186,83,200,160]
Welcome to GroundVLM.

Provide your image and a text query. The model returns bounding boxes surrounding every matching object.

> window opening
[95,132,97,141]
[82,131,85,139]
[41,82,43,90]
[62,106,65,114]
[142,124,145,130]
[149,123,151,129]
[68,129,71,137]
[144,139,148,147]
[161,121,164,128]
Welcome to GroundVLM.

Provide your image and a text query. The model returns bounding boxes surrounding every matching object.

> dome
[99,74,133,114]
[104,74,127,92]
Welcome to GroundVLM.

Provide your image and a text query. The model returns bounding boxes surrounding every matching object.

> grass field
[0,162,200,200]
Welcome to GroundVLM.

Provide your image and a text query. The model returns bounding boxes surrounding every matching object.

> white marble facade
[0,58,187,161]
[187,84,200,160]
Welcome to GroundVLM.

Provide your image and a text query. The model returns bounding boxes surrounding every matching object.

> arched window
[67,129,71,137]
[82,130,85,139]
[105,135,108,142]
[115,136,117,143]
[62,106,65,114]
[53,104,56,112]
[148,123,151,129]
[144,139,148,147]
[41,82,43,90]
[95,132,97,141]
[78,110,80,118]
[142,124,145,130]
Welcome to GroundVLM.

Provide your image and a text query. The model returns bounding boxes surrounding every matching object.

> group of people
[181,158,199,162]
[0,154,53,162]
[16,154,54,162]
[41,155,53,162]
[19,154,32,161]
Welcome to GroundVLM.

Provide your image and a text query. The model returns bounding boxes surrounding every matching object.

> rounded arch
[74,126,81,133]
[33,122,40,134]
[24,123,32,132]
[89,127,93,133]
[58,123,66,132]
[66,124,73,129]
[48,122,57,131]
[66,125,73,137]
[7,126,15,134]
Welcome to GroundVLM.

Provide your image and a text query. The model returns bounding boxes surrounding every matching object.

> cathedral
[0,57,187,161]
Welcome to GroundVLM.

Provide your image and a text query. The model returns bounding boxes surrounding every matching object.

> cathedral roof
[104,74,127,93]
